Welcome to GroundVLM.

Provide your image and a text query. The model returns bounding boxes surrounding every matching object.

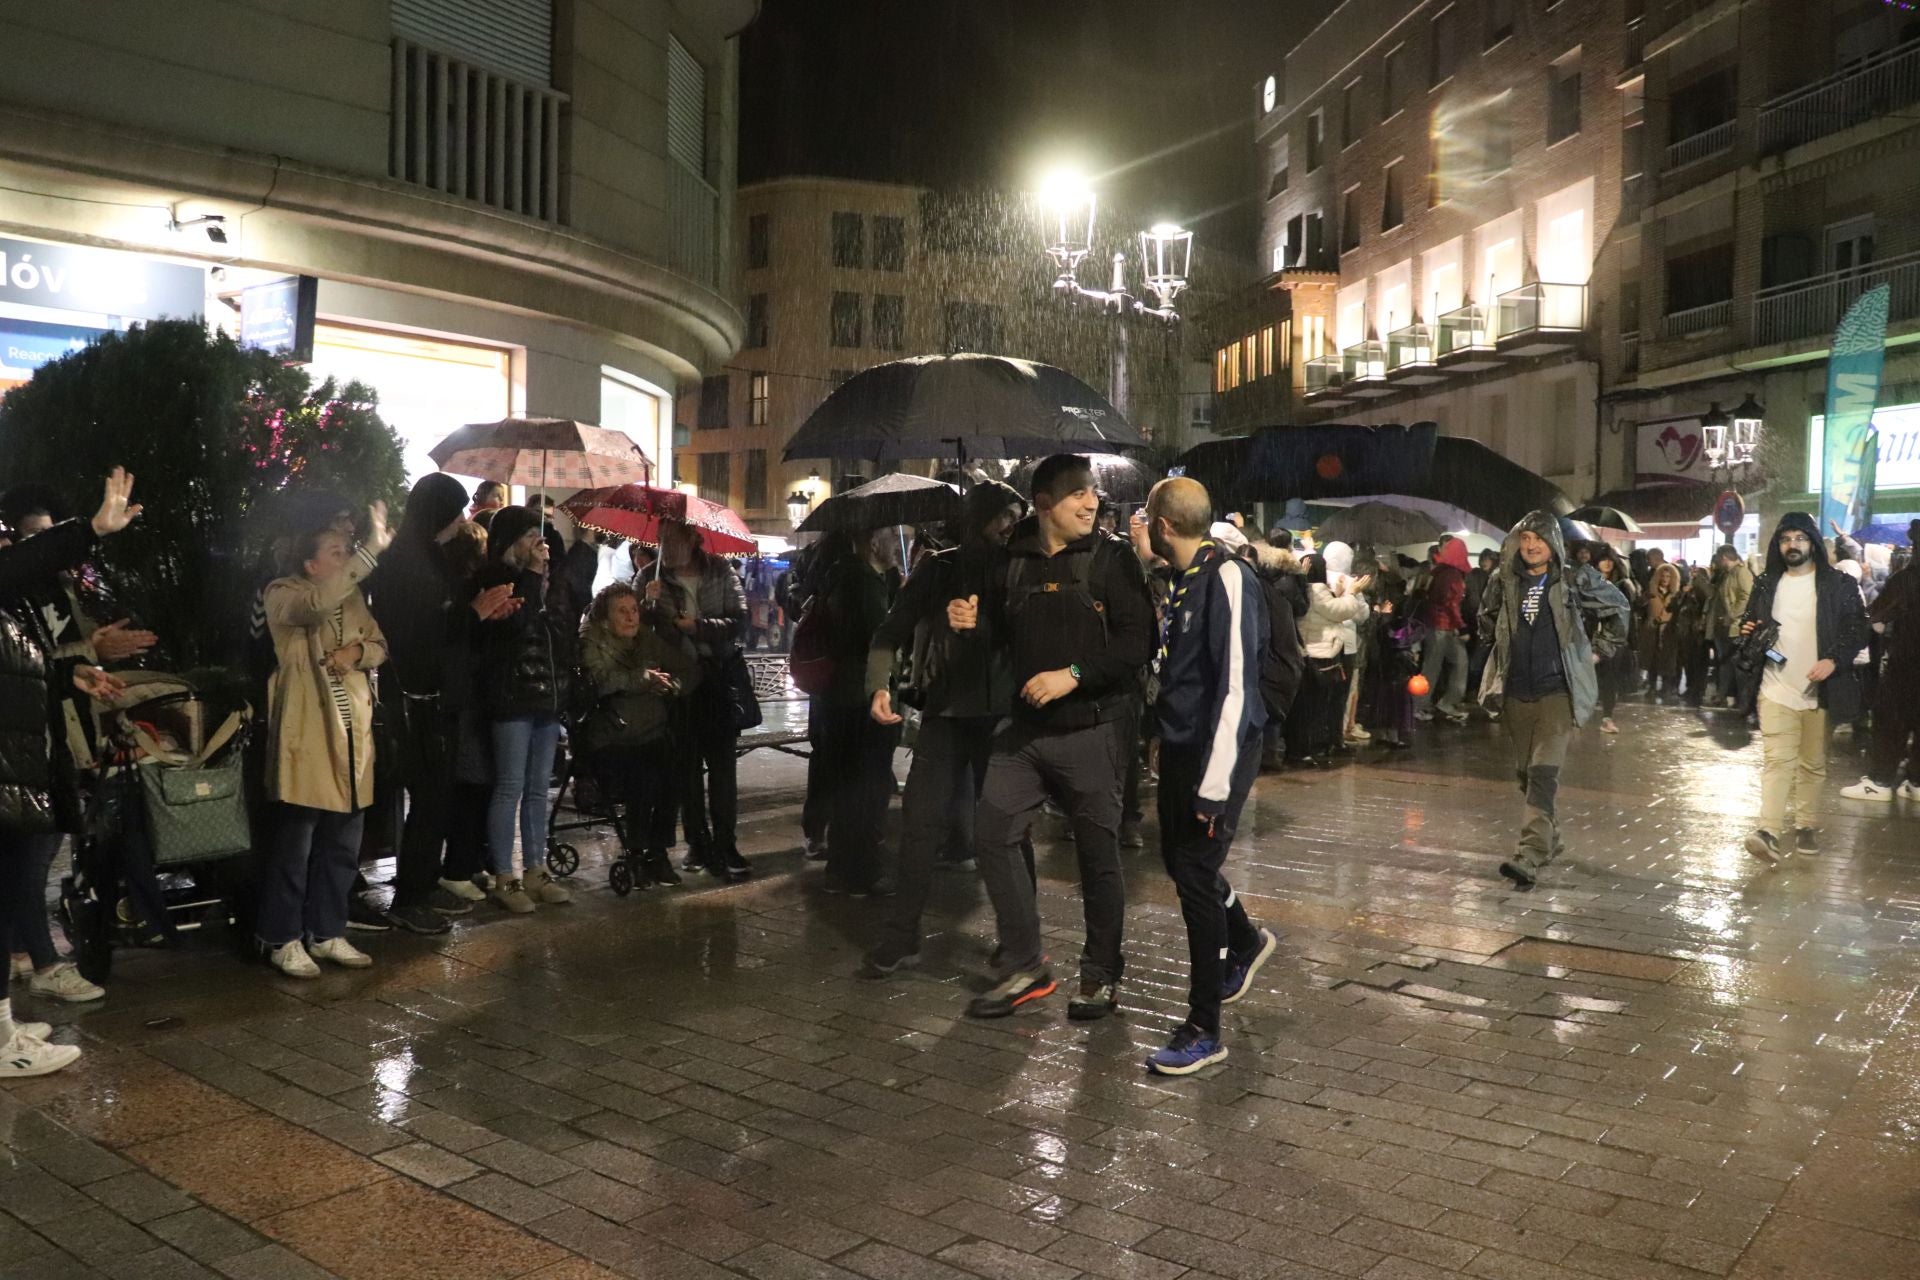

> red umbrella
[561,484,756,556]
[429,417,653,490]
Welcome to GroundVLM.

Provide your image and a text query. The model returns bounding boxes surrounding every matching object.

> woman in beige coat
[259,506,391,978]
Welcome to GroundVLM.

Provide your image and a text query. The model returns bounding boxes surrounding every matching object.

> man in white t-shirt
[1738,513,1870,865]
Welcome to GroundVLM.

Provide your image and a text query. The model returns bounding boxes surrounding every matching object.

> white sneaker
[307,937,373,968]
[9,956,31,982]
[528,869,572,905]
[28,962,104,1003]
[438,876,486,902]
[1899,781,1920,801]
[1346,726,1372,742]
[4,1021,52,1040]
[267,940,320,978]
[1841,777,1894,803]
[0,1030,81,1078]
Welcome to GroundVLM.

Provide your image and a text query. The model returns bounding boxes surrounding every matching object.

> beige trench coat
[265,548,388,812]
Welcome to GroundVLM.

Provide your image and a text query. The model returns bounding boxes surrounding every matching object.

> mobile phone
[1764,647,1786,665]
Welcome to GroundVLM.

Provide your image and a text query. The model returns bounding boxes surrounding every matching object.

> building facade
[1248,0,1920,545]
[681,177,1245,533]
[0,0,753,486]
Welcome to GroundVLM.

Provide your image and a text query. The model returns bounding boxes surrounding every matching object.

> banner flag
[1820,284,1890,538]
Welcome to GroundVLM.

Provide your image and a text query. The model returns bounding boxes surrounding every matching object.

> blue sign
[0,235,203,321]
[0,316,106,380]
[239,275,317,362]
[1820,285,1890,538]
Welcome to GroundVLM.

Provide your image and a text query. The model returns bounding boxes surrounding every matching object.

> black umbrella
[1008,453,1157,505]
[783,353,1141,464]
[797,473,959,534]
[1568,504,1644,534]
[1318,501,1443,547]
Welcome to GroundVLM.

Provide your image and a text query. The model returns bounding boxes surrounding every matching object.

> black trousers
[1867,659,1918,787]
[393,701,455,909]
[593,738,676,852]
[445,783,487,881]
[1157,736,1262,1037]
[817,703,902,889]
[802,700,829,843]
[877,714,996,956]
[677,683,740,859]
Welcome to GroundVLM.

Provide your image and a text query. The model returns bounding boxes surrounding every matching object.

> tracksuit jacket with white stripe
[1154,549,1268,818]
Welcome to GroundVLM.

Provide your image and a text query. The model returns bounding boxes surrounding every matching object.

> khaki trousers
[1758,698,1828,835]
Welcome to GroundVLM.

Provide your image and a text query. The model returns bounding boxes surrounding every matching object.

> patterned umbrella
[429,418,653,489]
[560,484,755,556]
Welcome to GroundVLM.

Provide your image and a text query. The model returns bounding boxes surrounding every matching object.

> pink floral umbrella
[429,418,654,490]
[560,484,756,557]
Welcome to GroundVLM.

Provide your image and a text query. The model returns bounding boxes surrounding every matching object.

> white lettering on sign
[1808,402,1920,493]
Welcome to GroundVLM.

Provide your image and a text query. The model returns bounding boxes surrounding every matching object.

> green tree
[0,319,406,670]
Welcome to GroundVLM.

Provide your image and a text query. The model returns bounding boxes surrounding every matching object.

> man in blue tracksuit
[1140,477,1278,1075]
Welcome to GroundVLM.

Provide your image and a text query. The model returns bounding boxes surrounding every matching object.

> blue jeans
[258,805,365,946]
[488,716,561,879]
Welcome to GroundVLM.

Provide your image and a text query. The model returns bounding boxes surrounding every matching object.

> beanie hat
[485,504,543,562]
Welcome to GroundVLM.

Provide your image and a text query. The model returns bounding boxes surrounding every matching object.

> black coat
[1739,567,1871,723]
[0,520,98,832]
[473,566,574,720]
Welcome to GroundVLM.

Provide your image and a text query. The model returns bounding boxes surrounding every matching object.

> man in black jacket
[948,456,1156,1020]
[1738,512,1870,864]
[860,481,1025,976]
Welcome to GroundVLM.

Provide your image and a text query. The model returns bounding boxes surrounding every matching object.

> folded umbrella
[560,484,755,556]
[798,473,959,534]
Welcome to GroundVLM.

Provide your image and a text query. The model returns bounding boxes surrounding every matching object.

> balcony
[1436,302,1502,370]
[1343,340,1387,383]
[1753,250,1920,347]
[1659,298,1731,339]
[1620,18,1646,83]
[1304,353,1345,397]
[1665,119,1735,171]
[1386,322,1440,382]
[668,162,719,288]
[389,38,568,223]
[1495,282,1589,354]
[1642,0,1722,51]
[1758,40,1920,154]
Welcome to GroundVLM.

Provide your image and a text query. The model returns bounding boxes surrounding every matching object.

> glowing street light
[1034,171,1191,323]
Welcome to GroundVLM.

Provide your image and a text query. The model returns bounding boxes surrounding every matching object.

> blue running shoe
[1147,1025,1228,1076]
[1221,927,1278,1005]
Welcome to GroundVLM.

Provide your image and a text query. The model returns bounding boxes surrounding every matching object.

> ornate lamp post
[1037,172,1192,323]
[1700,394,1763,476]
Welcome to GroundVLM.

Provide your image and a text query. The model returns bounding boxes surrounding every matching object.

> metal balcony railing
[668,162,719,288]
[390,38,568,222]
[1343,340,1387,383]
[1665,119,1735,171]
[1496,282,1589,337]
[1304,353,1345,395]
[1643,0,1720,50]
[1753,250,1920,346]
[1387,322,1435,371]
[1437,303,1494,356]
[1623,18,1646,74]
[1659,298,1731,339]
[1758,40,1920,154]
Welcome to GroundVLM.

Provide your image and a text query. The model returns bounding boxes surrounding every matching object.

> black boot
[719,847,752,883]
[643,849,682,887]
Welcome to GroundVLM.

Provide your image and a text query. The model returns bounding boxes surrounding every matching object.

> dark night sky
[740,1,1334,257]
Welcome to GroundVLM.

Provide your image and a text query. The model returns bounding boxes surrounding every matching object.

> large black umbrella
[1008,453,1157,505]
[1318,501,1444,547]
[1568,504,1644,534]
[783,353,1141,464]
[798,473,959,533]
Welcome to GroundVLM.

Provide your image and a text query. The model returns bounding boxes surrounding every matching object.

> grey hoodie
[1478,511,1629,727]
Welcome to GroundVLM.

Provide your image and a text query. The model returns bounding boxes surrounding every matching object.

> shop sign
[239,275,317,363]
[1636,418,1707,483]
[0,316,105,381]
[0,235,204,322]
[1808,402,1920,494]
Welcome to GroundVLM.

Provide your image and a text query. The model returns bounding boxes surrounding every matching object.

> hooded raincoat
[1478,511,1629,728]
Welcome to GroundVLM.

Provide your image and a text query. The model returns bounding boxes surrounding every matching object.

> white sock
[0,997,15,1043]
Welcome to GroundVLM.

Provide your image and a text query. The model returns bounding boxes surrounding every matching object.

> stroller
[59,673,256,983]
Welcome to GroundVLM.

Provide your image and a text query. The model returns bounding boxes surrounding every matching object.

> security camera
[168,213,228,244]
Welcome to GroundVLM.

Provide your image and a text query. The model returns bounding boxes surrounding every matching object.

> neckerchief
[1157,539,1224,672]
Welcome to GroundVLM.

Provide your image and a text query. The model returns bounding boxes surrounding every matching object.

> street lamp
[1730,393,1764,467]
[1139,223,1193,314]
[785,489,812,530]
[1700,395,1763,473]
[1035,170,1191,323]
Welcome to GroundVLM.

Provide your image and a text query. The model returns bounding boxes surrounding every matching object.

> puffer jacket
[1301,581,1370,659]
[0,607,56,832]
[474,565,574,720]
[1319,541,1362,654]
[577,614,699,751]
[1478,510,1630,727]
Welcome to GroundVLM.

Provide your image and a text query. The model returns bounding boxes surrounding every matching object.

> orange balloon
[1407,674,1431,697]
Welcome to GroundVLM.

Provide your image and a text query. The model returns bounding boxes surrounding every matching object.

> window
[1669,67,1737,143]
[745,294,768,348]
[748,372,768,426]
[1485,0,1515,49]
[744,449,768,511]
[1261,326,1276,378]
[829,291,864,347]
[1383,44,1406,117]
[696,374,728,430]
[944,301,1004,353]
[1665,242,1734,312]
[1342,79,1364,148]
[1430,5,1457,87]
[1548,49,1582,144]
[1307,110,1326,171]
[746,213,769,269]
[871,294,905,350]
[1382,161,1406,231]
[872,215,906,270]
[1268,137,1290,198]
[1341,187,1362,253]
[665,35,706,176]
[696,452,729,506]
[1285,213,1304,266]
[1485,92,1514,173]
[1619,279,1642,335]
[831,212,865,268]
[1305,211,1326,264]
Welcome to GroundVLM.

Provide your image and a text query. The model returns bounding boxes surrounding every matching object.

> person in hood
[366,475,515,933]
[946,454,1156,1021]
[1478,511,1628,888]
[1414,537,1472,723]
[860,481,1026,976]
[1320,540,1371,745]
[1737,512,1869,864]
[1842,518,1920,804]
[1138,478,1276,1076]
[1289,553,1371,766]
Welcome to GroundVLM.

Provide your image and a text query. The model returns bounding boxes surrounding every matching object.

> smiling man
[947,454,1155,1020]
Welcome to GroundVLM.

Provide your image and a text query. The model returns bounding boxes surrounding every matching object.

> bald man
[1139,477,1277,1075]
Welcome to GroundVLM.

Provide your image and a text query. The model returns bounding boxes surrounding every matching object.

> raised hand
[92,619,158,661]
[362,501,393,555]
[90,468,143,537]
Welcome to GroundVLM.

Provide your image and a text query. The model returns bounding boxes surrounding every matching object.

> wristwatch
[1068,663,1083,683]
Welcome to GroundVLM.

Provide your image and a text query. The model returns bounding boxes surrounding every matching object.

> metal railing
[1623,18,1646,73]
[1387,323,1435,371]
[1304,353,1344,395]
[1496,282,1589,337]
[390,38,567,222]
[1343,340,1387,383]
[1758,40,1920,154]
[1437,302,1493,356]
[668,162,719,288]
[1753,250,1920,346]
[1665,119,1735,171]
[1659,298,1731,339]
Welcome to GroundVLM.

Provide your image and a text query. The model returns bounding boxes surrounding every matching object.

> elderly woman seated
[578,582,698,888]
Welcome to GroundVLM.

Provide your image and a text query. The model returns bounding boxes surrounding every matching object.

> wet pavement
[4,698,1919,1280]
